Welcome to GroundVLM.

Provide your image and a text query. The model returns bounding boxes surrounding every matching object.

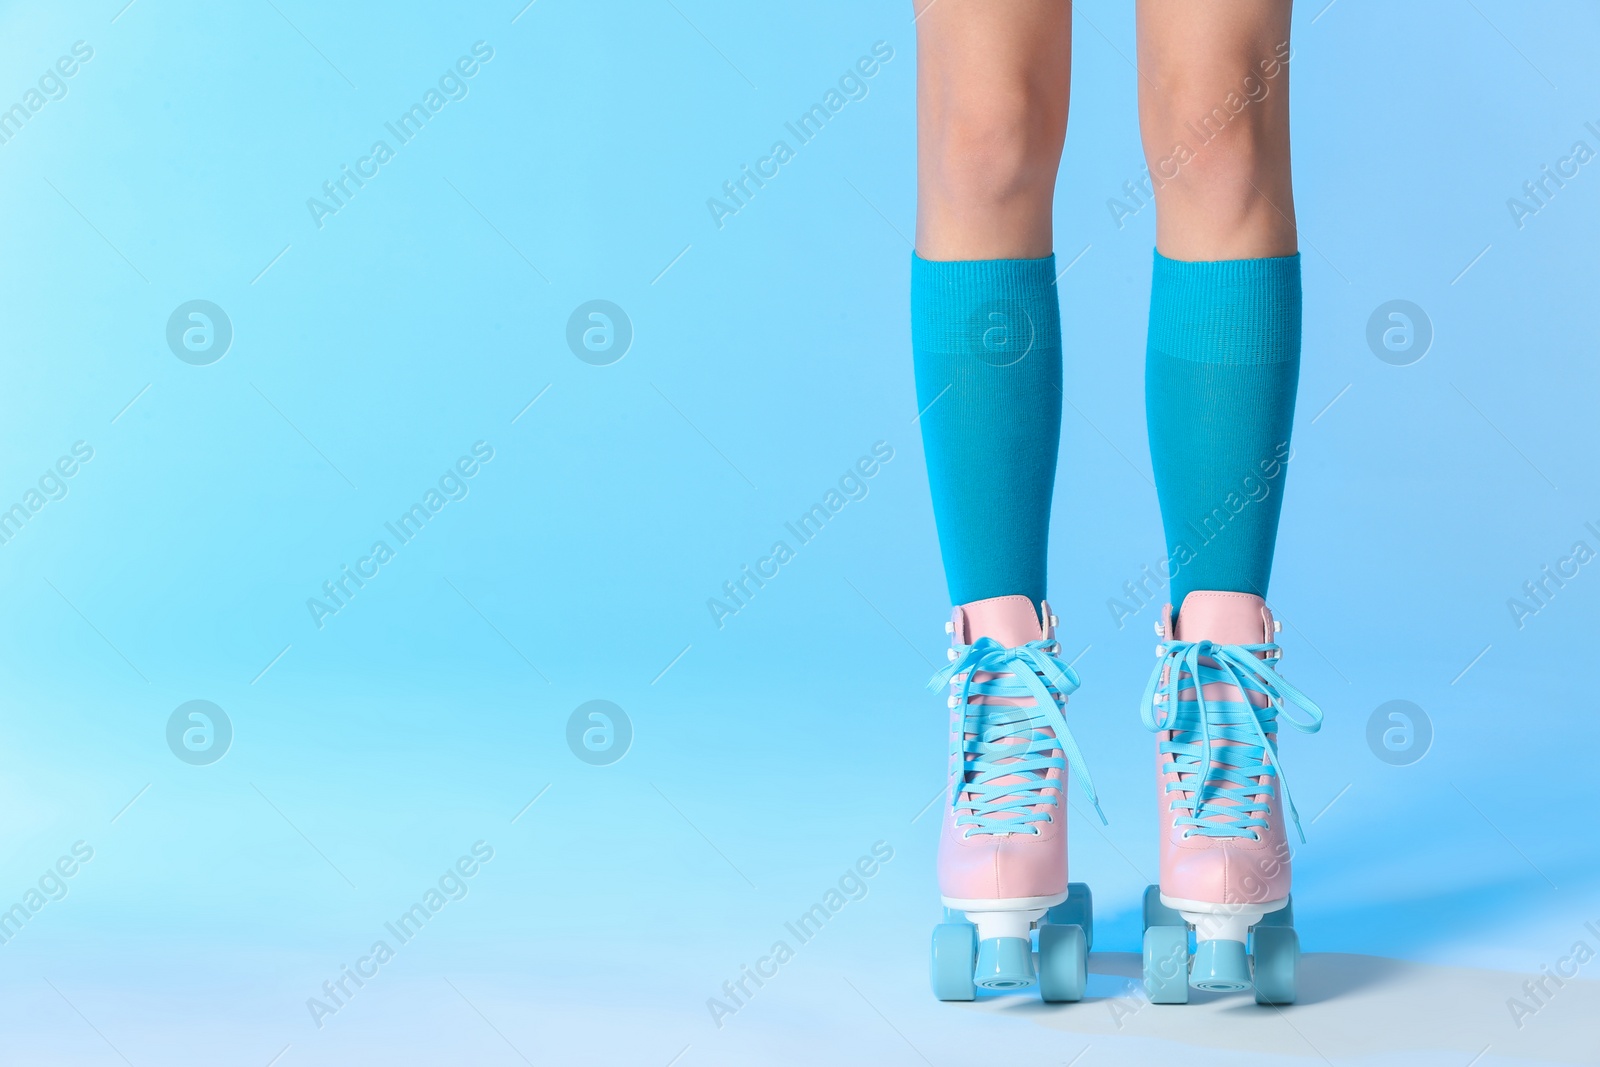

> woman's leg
[1137,0,1300,609]
[913,0,1070,614]
[916,1,1097,1004]
[1134,1,1323,1007]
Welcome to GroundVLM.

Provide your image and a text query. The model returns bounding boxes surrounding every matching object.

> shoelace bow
[1141,639,1323,841]
[928,637,1105,837]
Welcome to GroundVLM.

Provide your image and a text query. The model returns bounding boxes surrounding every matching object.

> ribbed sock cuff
[1148,251,1301,365]
[910,253,1061,357]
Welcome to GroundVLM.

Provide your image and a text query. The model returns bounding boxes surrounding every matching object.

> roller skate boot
[927,595,1101,1002]
[1137,591,1323,1005]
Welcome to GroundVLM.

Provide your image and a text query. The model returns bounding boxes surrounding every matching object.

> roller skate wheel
[1190,939,1251,992]
[930,922,978,1001]
[974,936,1035,991]
[1252,925,1299,1005]
[1142,925,1189,1004]
[1037,924,1086,1002]
[1045,882,1094,951]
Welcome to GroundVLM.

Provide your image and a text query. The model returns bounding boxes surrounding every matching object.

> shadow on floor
[981,951,1594,1062]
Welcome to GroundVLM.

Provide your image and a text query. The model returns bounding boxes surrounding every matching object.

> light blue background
[0,0,1594,1063]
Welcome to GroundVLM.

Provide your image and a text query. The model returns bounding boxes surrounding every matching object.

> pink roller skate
[1139,591,1324,1005]
[927,595,1101,1002]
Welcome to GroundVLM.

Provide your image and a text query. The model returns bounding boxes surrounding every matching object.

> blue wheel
[1045,882,1094,951]
[1252,925,1299,1005]
[974,936,1035,991]
[1038,923,1087,1002]
[930,922,977,1001]
[1142,884,1184,932]
[1142,925,1189,1004]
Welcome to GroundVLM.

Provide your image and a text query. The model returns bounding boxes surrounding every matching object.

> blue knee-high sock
[912,253,1062,610]
[1145,251,1301,610]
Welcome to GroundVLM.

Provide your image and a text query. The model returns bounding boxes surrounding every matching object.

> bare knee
[925,83,1062,212]
[1159,116,1275,212]
[918,77,1066,257]
[1139,44,1295,257]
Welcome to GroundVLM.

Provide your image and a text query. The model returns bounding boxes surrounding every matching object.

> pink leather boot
[1138,591,1324,1005]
